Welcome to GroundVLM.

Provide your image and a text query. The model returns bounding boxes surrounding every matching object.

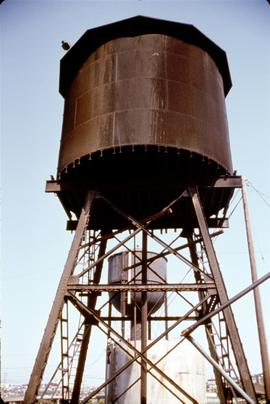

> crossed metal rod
[72,272,269,404]
[75,189,259,403]
[26,183,270,403]
[69,291,206,404]
[100,193,213,282]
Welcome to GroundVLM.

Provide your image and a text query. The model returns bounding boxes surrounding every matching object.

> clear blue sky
[1,0,270,387]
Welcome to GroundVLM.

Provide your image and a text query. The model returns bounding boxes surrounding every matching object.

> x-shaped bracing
[25,183,263,403]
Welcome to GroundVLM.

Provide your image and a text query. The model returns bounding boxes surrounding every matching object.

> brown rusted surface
[55,17,234,228]
[58,34,232,174]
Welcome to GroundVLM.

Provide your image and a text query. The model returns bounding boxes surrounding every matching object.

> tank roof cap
[59,15,232,97]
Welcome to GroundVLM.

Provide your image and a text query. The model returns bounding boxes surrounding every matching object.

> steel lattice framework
[24,176,270,404]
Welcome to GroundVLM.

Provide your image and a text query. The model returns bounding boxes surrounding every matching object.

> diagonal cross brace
[77,190,186,279]
[100,193,213,282]
[68,293,200,404]
[97,328,186,403]
[68,293,211,404]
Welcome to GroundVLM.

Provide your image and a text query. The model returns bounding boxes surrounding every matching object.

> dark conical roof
[59,15,232,97]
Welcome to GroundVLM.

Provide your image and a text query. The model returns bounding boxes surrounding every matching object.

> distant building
[1,375,266,403]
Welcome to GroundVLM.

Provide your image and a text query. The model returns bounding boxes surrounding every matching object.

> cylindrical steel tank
[105,339,206,404]
[108,251,167,317]
[56,16,233,229]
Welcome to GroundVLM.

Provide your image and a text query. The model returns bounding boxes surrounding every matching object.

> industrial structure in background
[25,16,270,404]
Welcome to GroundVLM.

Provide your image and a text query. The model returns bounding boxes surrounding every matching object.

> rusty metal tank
[56,16,233,230]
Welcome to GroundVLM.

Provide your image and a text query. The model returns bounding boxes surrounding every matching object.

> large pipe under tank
[108,251,167,316]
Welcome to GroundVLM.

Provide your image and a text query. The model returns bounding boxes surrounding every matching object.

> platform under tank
[56,16,233,230]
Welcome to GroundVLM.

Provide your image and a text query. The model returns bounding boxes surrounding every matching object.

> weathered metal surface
[54,17,234,227]
[67,283,216,292]
[58,33,232,174]
[66,218,228,231]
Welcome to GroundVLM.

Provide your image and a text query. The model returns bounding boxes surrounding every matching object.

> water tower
[25,16,270,404]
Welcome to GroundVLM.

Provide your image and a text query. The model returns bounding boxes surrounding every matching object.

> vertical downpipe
[241,177,270,401]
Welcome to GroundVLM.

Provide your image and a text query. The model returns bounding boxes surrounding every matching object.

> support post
[24,191,95,404]
[190,188,257,401]
[241,177,270,401]
[141,231,148,404]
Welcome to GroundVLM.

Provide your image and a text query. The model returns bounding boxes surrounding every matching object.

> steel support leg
[24,191,95,404]
[141,231,148,404]
[190,188,257,402]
